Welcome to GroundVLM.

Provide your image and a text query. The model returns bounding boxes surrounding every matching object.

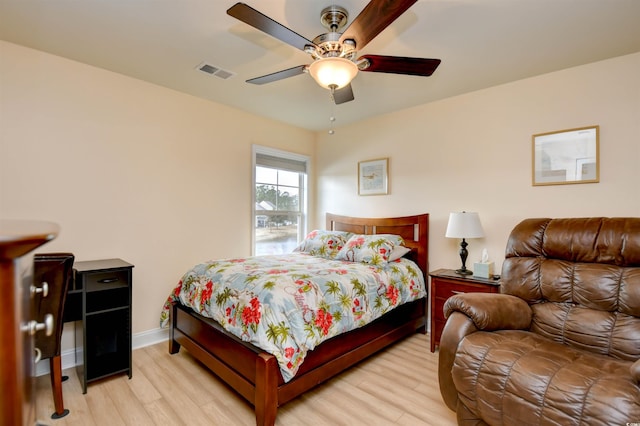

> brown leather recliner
[438,218,640,425]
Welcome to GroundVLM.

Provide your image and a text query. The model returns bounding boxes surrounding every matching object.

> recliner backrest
[501,217,640,361]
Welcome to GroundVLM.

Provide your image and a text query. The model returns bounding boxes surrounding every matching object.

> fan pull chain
[329,89,336,135]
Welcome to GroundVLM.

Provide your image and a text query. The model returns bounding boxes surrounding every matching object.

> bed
[164,213,429,425]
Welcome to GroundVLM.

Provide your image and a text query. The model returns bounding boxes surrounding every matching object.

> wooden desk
[65,258,134,393]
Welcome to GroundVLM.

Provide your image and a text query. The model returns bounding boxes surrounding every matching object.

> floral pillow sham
[336,234,408,265]
[293,230,352,259]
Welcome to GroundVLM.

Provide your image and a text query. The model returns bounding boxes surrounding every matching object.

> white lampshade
[308,57,358,90]
[445,212,485,239]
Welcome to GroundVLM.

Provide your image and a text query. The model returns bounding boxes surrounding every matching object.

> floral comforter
[160,253,426,382]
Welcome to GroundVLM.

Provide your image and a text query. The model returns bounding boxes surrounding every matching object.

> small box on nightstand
[473,262,494,279]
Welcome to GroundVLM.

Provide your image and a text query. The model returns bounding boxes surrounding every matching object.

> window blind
[256,153,306,173]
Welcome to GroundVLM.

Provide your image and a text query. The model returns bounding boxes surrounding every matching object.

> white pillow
[388,245,411,261]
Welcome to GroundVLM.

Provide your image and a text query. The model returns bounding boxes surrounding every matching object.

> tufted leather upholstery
[438,218,640,425]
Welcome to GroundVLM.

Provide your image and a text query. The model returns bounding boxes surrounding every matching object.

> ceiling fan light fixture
[308,57,358,90]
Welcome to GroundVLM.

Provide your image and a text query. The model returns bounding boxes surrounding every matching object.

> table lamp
[445,211,485,275]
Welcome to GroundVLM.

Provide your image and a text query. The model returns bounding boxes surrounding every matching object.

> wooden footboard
[170,303,281,424]
[170,298,426,426]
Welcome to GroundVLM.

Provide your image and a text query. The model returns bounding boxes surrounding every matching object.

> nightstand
[71,259,134,393]
[429,268,500,352]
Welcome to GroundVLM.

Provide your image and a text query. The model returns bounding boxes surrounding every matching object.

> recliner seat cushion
[452,330,640,426]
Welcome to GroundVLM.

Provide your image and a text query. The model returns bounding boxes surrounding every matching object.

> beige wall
[316,52,640,275]
[2,39,639,353]
[0,41,316,344]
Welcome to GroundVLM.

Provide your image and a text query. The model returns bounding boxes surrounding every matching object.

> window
[253,146,309,256]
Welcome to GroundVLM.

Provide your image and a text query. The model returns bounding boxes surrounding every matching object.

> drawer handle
[31,281,49,298]
[24,314,54,336]
[98,277,120,284]
[451,290,466,295]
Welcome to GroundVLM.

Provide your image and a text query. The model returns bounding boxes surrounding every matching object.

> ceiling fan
[227,0,441,104]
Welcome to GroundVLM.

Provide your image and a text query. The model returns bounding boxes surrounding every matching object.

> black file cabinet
[71,259,134,393]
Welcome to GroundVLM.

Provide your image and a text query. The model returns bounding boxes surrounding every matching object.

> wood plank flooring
[35,333,456,425]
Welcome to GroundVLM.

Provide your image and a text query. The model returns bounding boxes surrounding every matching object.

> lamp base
[455,238,472,275]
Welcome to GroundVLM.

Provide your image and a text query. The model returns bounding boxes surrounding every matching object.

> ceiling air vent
[196,62,235,80]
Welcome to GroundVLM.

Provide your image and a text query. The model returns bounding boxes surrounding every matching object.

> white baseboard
[132,327,170,350]
[35,327,169,377]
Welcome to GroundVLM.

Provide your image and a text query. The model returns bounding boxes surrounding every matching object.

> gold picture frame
[358,158,389,195]
[532,125,599,186]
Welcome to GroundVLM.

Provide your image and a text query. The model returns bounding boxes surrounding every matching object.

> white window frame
[252,145,310,255]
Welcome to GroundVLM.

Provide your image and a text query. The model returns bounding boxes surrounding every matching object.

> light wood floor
[35,333,456,425]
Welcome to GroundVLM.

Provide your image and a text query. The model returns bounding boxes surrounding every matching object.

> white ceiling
[1,0,639,131]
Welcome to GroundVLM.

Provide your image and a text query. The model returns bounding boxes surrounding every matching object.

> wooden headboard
[326,213,429,278]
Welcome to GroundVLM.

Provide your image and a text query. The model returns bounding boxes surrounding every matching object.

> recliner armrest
[438,293,533,412]
[444,292,532,331]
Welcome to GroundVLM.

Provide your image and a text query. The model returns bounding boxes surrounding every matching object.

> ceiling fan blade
[246,65,307,85]
[227,3,315,52]
[359,55,441,76]
[332,84,355,105]
[339,0,417,50]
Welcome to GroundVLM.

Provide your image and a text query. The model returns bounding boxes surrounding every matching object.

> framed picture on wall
[358,158,389,195]
[532,125,599,186]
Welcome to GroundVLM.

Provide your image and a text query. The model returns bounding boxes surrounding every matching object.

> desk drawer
[84,270,129,291]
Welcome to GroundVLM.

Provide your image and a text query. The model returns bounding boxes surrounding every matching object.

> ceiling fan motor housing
[310,6,356,60]
[320,5,348,31]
